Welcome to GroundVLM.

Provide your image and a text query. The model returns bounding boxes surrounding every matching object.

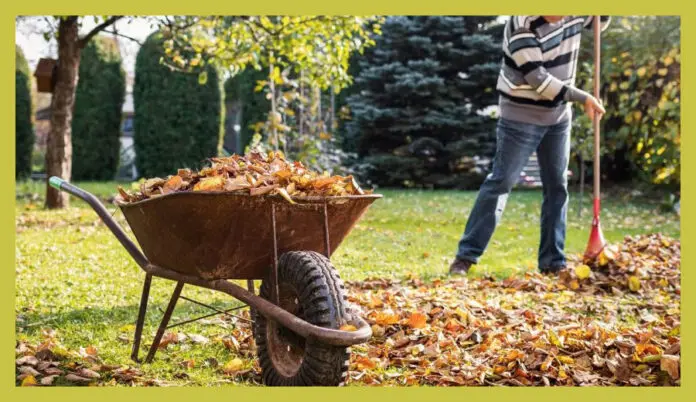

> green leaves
[160,16,382,92]
[572,16,680,189]
[198,71,208,85]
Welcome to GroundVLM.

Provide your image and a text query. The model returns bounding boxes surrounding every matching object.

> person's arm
[507,28,591,104]
[583,16,611,32]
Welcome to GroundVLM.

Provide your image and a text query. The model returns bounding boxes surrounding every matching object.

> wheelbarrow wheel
[255,251,351,386]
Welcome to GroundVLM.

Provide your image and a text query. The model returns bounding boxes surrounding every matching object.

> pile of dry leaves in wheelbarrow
[116,151,368,204]
[16,234,679,387]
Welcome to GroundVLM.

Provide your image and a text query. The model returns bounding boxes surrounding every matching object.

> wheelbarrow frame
[48,177,376,364]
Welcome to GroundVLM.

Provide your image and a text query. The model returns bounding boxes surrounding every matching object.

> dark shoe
[539,265,567,276]
[449,258,474,276]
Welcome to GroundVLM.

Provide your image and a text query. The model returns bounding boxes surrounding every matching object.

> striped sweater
[497,16,610,125]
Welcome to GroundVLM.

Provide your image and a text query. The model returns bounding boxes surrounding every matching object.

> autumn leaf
[355,356,377,370]
[15,355,38,366]
[628,276,641,292]
[222,358,245,375]
[65,373,93,383]
[221,336,240,351]
[158,331,179,349]
[369,295,383,308]
[340,324,358,332]
[374,312,400,325]
[180,359,196,369]
[575,264,591,279]
[541,356,554,371]
[21,375,37,386]
[557,356,574,365]
[162,175,184,194]
[660,355,679,379]
[188,334,210,344]
[193,176,225,192]
[407,312,427,329]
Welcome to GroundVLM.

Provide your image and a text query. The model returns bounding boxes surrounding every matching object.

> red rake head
[584,218,606,261]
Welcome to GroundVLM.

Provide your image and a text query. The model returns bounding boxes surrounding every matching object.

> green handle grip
[49,176,65,190]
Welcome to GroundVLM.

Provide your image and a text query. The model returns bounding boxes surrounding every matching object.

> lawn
[15,181,680,386]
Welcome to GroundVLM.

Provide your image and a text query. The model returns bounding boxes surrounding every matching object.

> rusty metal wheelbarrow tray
[48,177,380,366]
[119,191,379,280]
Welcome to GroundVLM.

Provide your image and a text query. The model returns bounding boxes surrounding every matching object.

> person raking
[450,15,610,276]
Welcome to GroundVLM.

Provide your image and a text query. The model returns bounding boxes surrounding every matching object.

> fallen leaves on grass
[561,234,680,295]
[344,234,680,386]
[15,234,679,387]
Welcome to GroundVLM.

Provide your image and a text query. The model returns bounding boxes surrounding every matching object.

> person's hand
[584,95,606,122]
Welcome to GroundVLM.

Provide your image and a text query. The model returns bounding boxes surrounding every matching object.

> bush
[573,16,680,190]
[15,46,33,179]
[134,32,223,178]
[71,36,126,180]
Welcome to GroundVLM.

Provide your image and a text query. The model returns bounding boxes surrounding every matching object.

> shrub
[15,46,33,179]
[134,32,223,178]
[71,36,126,180]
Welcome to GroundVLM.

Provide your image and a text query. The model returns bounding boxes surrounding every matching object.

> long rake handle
[593,16,601,217]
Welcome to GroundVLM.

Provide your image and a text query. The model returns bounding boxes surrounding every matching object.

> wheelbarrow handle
[49,177,149,268]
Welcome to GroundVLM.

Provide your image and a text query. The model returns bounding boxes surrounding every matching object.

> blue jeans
[456,117,571,269]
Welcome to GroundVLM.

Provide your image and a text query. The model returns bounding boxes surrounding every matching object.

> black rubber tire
[254,251,351,386]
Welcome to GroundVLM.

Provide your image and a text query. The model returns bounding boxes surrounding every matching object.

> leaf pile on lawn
[560,233,681,295]
[16,234,679,386]
[344,234,680,386]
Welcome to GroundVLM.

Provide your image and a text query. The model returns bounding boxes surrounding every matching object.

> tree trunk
[330,82,336,133]
[268,56,279,151]
[578,153,585,218]
[45,17,80,209]
[316,85,322,134]
[299,69,304,136]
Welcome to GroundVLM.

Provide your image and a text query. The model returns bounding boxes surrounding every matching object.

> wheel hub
[266,283,306,377]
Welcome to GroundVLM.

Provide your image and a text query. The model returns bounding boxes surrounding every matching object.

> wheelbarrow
[48,176,381,386]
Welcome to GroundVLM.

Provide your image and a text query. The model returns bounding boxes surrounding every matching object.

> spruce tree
[346,16,501,189]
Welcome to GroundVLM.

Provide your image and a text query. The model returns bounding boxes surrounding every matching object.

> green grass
[14,181,680,386]
[337,188,679,280]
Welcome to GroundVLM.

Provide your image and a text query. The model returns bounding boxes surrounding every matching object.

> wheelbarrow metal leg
[247,279,256,319]
[323,201,331,258]
[131,273,153,363]
[271,203,279,305]
[145,281,184,363]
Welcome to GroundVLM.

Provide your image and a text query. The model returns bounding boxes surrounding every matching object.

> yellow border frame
[4,2,688,400]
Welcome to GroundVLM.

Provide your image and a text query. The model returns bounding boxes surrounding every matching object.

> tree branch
[78,16,123,48]
[42,16,57,38]
[102,29,143,46]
